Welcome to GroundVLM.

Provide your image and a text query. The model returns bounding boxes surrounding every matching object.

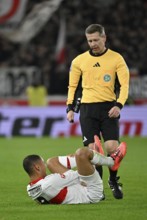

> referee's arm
[115,56,130,107]
[66,61,82,121]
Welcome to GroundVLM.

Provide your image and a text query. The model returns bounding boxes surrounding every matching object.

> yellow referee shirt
[67,49,129,107]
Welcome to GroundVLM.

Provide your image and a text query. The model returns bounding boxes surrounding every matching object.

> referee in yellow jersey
[66,24,129,199]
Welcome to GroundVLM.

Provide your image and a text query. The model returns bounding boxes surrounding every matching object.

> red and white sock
[58,156,76,169]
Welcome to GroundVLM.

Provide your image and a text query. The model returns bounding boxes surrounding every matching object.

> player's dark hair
[85,24,105,36]
[23,155,41,175]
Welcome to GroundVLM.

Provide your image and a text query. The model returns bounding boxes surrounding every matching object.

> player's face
[86,32,106,54]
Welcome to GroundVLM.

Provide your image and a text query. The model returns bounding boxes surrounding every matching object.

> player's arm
[46,155,76,173]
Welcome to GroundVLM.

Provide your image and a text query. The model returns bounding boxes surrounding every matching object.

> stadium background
[0,1,147,220]
[0,0,147,101]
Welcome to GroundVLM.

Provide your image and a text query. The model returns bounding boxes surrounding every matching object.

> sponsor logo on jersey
[60,174,66,178]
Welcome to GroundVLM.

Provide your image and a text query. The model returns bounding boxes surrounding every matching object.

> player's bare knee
[75,148,89,160]
[104,140,118,154]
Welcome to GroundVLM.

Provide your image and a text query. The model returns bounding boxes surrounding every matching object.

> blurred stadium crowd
[0,0,147,95]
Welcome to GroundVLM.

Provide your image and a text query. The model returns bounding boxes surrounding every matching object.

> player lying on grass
[23,136,127,205]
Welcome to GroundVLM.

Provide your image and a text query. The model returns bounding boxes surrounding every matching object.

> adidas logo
[93,62,100,67]
[83,136,87,143]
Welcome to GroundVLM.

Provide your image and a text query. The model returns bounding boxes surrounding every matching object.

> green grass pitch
[0,136,147,220]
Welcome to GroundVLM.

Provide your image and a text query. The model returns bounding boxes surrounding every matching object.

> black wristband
[66,104,74,113]
[115,102,123,109]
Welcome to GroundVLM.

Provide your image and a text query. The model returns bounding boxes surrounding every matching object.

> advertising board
[0,106,146,137]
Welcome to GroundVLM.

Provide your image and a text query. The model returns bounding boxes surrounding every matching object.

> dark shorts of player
[79,102,120,146]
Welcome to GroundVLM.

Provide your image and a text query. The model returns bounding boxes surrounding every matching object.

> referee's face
[86,32,106,54]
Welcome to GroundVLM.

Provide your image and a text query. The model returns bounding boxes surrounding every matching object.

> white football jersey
[27,170,103,204]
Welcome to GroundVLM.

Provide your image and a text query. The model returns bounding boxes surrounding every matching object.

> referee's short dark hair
[85,24,105,36]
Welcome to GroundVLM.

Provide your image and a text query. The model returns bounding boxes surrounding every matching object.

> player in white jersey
[23,136,127,204]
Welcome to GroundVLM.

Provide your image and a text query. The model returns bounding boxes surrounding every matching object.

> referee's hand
[67,110,74,123]
[108,106,120,118]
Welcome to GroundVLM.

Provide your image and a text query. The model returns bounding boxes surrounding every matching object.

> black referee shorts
[79,102,120,146]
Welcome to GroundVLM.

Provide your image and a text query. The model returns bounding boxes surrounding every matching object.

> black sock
[95,165,103,179]
[109,169,117,181]
[107,154,117,181]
